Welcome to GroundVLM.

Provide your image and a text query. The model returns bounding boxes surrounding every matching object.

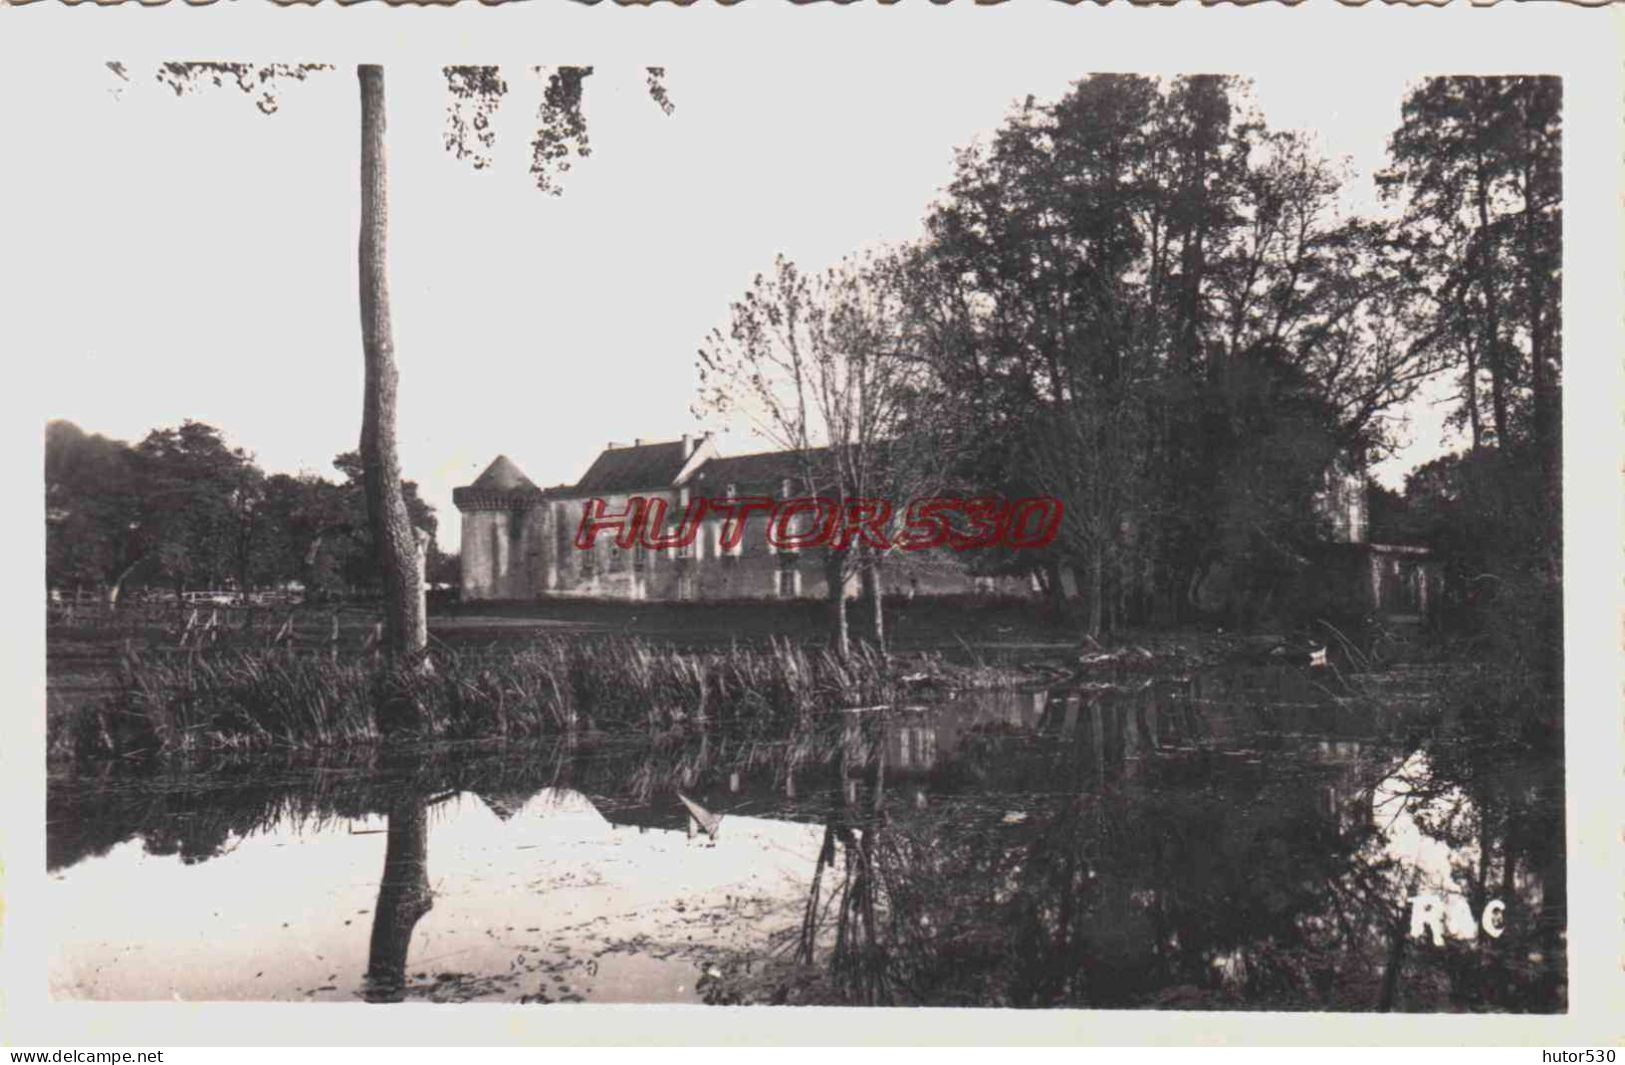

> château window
[776,555,800,598]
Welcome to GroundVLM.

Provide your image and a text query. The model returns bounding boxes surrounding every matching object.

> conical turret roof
[471,454,536,491]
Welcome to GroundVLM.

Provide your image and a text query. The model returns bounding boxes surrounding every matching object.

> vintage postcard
[1,1,1619,1048]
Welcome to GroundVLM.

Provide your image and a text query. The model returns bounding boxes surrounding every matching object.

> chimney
[634,437,648,447]
[681,433,693,457]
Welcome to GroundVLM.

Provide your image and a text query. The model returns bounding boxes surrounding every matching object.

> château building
[454,436,1437,620]
[453,435,1029,602]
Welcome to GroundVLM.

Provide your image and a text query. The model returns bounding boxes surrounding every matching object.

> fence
[47,598,389,654]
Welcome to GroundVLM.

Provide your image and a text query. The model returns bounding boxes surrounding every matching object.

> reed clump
[53,635,901,760]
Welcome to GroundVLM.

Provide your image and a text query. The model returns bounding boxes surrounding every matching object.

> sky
[19,58,1450,551]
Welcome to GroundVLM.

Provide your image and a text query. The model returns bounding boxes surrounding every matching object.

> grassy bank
[50,636,905,761]
[48,595,1481,764]
[46,596,1060,726]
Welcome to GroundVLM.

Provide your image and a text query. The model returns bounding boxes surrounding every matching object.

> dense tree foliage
[696,74,1558,640]
[46,421,148,601]
[925,74,1441,633]
[1379,78,1561,464]
[45,418,445,603]
[1378,78,1562,619]
[700,75,1449,635]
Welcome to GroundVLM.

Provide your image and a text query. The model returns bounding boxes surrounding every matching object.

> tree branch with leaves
[137,59,676,653]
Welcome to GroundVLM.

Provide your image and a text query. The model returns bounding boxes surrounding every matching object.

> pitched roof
[459,440,856,511]
[471,454,536,491]
[474,788,543,822]
[689,447,833,492]
[573,440,692,494]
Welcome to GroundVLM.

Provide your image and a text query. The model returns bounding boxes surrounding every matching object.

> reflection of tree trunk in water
[1377,906,1408,1012]
[363,798,433,1003]
[1493,803,1519,1006]
[1466,794,1498,1005]
[798,737,855,966]
[1470,791,1494,920]
[1523,757,1568,1009]
[1055,850,1077,993]
[848,738,888,1003]
[798,728,893,1004]
[797,822,838,966]
[850,826,882,1003]
[1499,804,1517,903]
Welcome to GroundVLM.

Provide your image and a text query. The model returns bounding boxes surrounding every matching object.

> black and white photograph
[3,6,1619,1046]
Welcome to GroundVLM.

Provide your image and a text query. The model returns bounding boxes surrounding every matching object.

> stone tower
[453,455,549,600]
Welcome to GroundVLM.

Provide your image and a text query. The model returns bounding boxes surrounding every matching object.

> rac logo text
[1409,893,1506,945]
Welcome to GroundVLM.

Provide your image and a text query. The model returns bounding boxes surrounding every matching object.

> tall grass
[52,635,902,760]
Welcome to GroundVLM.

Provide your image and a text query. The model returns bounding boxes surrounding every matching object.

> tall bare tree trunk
[358,65,426,656]
[862,551,885,651]
[1471,137,1510,447]
[826,553,850,659]
[1043,556,1067,623]
[1518,115,1561,589]
[1462,341,1483,451]
[1086,546,1104,638]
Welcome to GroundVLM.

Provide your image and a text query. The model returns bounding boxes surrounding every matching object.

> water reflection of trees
[774,673,1563,1011]
[1366,713,1565,1012]
[362,797,433,1003]
[779,710,1397,1007]
[49,665,1564,1011]
[47,730,817,873]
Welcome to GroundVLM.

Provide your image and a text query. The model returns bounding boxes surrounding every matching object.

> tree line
[697,74,1561,651]
[82,66,1558,661]
[46,418,456,604]
[88,61,673,653]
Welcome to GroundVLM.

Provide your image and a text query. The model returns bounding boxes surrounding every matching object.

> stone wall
[460,508,527,600]
[459,509,502,600]
[461,491,1032,603]
[458,493,560,600]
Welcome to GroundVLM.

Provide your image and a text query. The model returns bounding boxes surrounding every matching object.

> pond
[46,666,1566,1011]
